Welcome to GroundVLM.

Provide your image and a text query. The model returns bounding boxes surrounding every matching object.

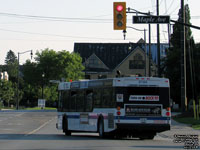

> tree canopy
[163,4,198,105]
[21,48,84,107]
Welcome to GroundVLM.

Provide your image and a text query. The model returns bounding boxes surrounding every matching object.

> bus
[56,77,171,139]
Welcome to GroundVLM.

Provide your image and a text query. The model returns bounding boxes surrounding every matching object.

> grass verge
[173,116,200,130]
[25,107,57,110]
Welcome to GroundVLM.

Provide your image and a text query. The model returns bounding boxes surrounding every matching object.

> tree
[22,48,84,107]
[164,4,194,105]
[4,50,18,83]
[35,48,84,82]
[0,80,15,107]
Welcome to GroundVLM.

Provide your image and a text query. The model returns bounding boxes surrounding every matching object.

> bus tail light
[117,106,121,115]
[117,111,121,115]
[166,107,171,116]
[166,112,171,116]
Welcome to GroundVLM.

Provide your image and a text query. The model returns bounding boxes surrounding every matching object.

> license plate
[140,118,147,123]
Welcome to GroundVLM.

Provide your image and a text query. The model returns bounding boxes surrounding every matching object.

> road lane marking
[15,112,25,117]
[25,117,55,136]
[1,129,14,131]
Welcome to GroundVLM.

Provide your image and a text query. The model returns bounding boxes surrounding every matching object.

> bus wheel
[147,135,155,140]
[98,119,104,138]
[139,134,155,140]
[63,117,71,136]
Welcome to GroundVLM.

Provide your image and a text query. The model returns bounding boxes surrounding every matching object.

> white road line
[1,129,14,131]
[15,112,25,117]
[25,117,55,136]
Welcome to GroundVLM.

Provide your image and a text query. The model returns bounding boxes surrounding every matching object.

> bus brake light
[166,112,171,116]
[117,111,121,115]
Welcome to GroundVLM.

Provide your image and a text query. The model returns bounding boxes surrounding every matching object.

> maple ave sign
[133,16,170,24]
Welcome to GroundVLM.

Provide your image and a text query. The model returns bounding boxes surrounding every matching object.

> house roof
[74,43,144,70]
[74,42,169,71]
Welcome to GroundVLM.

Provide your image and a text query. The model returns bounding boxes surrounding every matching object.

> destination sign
[133,16,170,24]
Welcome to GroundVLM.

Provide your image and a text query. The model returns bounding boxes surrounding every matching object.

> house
[0,71,9,81]
[74,40,168,79]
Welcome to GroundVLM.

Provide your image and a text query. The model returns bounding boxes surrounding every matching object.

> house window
[129,53,145,69]
[88,58,98,68]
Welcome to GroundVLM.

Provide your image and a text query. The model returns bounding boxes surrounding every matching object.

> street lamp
[42,73,45,99]
[17,50,33,110]
[126,26,148,77]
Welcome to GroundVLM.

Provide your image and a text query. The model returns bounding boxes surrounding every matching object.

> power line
[0,27,123,40]
[0,12,111,22]
[166,0,175,14]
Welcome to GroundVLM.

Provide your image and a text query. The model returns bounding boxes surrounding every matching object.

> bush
[0,101,3,110]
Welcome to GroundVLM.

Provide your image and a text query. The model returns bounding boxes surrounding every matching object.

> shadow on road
[0,134,103,140]
[132,145,184,149]
[0,134,142,141]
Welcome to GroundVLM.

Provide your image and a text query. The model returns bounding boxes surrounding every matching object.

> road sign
[38,99,45,108]
[133,16,170,24]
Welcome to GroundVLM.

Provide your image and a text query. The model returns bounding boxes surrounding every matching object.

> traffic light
[113,2,126,30]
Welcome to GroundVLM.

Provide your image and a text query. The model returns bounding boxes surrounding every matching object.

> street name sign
[133,16,170,24]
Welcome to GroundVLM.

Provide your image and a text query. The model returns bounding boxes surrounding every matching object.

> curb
[0,109,57,113]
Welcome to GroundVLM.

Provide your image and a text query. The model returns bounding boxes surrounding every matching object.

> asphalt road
[0,111,199,150]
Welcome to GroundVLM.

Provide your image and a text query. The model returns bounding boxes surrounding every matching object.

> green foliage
[5,50,17,64]
[21,48,84,107]
[4,50,18,83]
[0,101,3,109]
[35,48,84,82]
[0,80,15,107]
[163,4,194,104]
[2,48,84,108]
[42,85,58,107]
[173,116,200,130]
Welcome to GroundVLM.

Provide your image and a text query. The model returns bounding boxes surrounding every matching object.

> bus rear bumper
[116,123,170,133]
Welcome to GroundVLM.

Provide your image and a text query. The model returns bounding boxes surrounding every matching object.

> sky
[0,0,199,65]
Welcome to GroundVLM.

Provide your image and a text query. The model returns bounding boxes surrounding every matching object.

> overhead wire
[0,27,122,41]
[0,12,112,23]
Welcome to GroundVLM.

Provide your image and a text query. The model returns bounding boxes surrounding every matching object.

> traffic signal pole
[157,0,161,77]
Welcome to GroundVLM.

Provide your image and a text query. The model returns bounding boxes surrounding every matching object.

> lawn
[25,107,57,110]
[173,116,200,130]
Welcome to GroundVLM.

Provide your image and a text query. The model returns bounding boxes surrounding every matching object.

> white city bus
[56,77,171,139]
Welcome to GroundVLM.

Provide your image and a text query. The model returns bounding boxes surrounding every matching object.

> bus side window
[102,88,113,108]
[63,91,70,112]
[93,89,101,108]
[76,91,84,112]
[70,91,77,112]
[58,91,63,111]
[85,90,93,112]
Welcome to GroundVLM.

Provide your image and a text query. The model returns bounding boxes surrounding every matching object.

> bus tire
[98,119,104,138]
[139,134,155,140]
[63,117,71,136]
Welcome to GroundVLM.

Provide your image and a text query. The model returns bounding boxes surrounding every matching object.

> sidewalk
[159,113,200,139]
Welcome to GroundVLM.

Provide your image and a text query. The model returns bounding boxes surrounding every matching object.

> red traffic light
[113,2,126,30]
[116,5,123,12]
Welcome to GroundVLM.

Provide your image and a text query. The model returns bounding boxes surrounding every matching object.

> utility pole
[181,0,186,112]
[144,28,147,77]
[157,0,161,77]
[149,23,151,77]
[17,52,20,110]
[16,50,32,110]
